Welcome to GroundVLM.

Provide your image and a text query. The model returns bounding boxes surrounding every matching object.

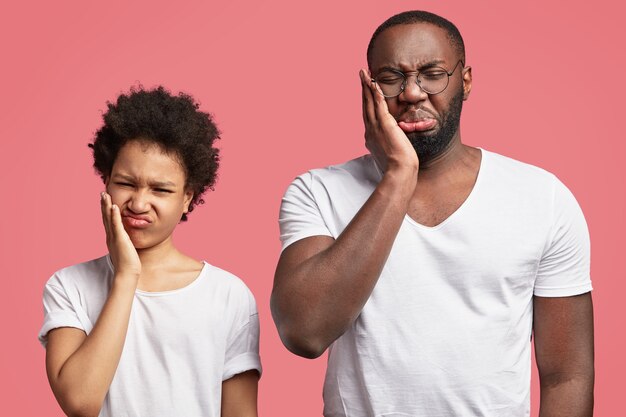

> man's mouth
[398,119,437,133]
[397,108,438,133]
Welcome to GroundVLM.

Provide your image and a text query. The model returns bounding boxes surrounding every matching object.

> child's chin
[130,237,155,250]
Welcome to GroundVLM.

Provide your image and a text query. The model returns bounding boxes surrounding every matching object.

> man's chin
[407,131,443,150]
[408,134,451,162]
[406,130,437,141]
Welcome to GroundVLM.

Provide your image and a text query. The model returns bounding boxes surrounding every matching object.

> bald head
[367,10,466,67]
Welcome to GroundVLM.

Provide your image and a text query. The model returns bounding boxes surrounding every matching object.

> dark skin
[272,23,476,359]
[534,294,594,416]
[271,22,594,415]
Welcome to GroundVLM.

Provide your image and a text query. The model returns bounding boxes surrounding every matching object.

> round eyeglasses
[372,60,464,97]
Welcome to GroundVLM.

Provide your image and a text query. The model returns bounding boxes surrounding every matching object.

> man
[271,10,594,417]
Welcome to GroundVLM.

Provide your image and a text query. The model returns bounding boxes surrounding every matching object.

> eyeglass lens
[375,67,451,97]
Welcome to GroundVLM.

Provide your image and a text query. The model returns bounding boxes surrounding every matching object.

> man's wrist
[377,168,418,205]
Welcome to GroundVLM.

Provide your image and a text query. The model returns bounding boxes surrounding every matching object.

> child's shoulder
[199,262,257,304]
[46,255,113,292]
[200,262,251,290]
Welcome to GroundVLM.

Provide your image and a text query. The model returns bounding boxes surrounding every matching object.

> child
[38,86,261,417]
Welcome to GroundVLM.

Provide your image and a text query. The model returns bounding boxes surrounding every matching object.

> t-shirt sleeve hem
[38,312,86,347]
[222,352,262,381]
[533,281,593,297]
[281,229,334,253]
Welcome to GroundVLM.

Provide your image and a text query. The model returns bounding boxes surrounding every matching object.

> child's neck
[134,238,203,292]
[136,237,182,270]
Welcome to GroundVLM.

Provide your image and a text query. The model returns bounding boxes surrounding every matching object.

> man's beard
[406,89,464,163]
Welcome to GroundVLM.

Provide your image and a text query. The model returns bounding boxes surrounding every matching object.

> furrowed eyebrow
[418,59,447,69]
[377,66,404,73]
[376,60,447,73]
[150,181,177,188]
[112,174,136,182]
[112,174,177,188]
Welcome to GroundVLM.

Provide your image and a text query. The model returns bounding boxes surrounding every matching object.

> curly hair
[89,86,220,221]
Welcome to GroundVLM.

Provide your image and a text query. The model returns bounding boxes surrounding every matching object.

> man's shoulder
[484,148,552,176]
[482,149,559,187]
[297,154,380,186]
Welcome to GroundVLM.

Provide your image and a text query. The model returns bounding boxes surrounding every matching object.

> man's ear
[462,66,472,100]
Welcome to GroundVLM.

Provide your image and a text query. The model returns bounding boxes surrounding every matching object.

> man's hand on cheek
[360,68,418,174]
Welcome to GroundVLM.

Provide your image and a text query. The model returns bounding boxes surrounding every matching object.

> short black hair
[367,10,465,67]
[89,85,220,221]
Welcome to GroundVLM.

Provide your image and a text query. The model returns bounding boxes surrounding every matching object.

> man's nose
[399,75,429,103]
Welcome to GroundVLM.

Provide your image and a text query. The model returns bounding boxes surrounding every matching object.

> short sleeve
[38,274,87,347]
[223,288,262,381]
[534,177,592,297]
[279,173,334,252]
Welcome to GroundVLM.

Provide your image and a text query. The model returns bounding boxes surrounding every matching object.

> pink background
[1,1,624,415]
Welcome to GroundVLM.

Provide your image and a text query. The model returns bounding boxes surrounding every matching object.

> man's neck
[416,137,473,181]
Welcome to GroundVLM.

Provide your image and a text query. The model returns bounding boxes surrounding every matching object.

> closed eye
[421,71,447,78]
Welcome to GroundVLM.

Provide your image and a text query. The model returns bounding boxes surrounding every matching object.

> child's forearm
[47,273,137,417]
[221,370,259,417]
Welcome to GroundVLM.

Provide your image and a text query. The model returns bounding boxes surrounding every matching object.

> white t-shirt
[39,256,261,417]
[279,149,592,417]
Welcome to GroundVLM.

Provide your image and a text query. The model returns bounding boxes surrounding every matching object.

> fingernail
[101,192,105,200]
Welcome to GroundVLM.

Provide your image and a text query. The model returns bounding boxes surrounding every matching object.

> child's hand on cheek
[101,192,141,280]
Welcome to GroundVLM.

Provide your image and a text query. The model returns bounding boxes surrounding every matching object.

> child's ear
[183,190,194,214]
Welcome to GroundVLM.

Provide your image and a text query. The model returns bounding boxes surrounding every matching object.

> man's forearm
[539,373,594,417]
[533,294,594,417]
[272,167,417,358]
